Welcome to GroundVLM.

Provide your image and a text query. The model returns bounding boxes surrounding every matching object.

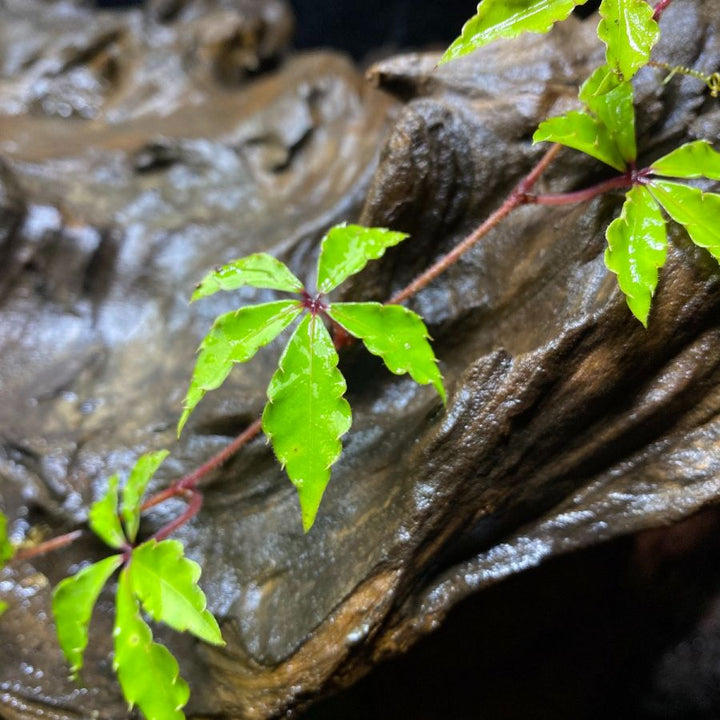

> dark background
[93,0,602,59]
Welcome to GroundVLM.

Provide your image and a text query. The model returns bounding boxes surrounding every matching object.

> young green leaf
[128,539,223,646]
[533,111,627,171]
[604,186,667,326]
[89,475,127,550]
[262,314,352,532]
[579,66,636,163]
[328,302,446,402]
[121,450,170,544]
[178,300,303,435]
[0,514,9,616]
[52,554,123,678]
[648,180,720,261]
[650,140,720,181]
[114,568,190,720]
[440,0,588,64]
[0,512,13,567]
[315,224,409,294]
[597,0,659,81]
[578,63,621,102]
[191,253,304,302]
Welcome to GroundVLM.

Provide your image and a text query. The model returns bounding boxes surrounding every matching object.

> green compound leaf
[262,314,352,532]
[316,224,409,294]
[328,302,446,402]
[579,65,636,163]
[0,512,13,567]
[440,0,588,64]
[89,475,127,550]
[597,0,659,81]
[191,253,304,302]
[114,568,190,720]
[534,110,627,171]
[604,186,667,326]
[178,300,303,435]
[650,140,720,181]
[0,600,7,617]
[121,451,170,544]
[648,180,720,262]
[128,539,223,646]
[52,554,123,678]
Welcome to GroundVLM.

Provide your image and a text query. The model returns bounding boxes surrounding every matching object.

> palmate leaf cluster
[181,224,445,531]
[538,71,720,324]
[441,0,720,326]
[51,452,223,720]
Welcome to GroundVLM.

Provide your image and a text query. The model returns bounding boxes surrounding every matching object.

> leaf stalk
[388,143,563,305]
[652,0,673,22]
[151,491,204,544]
[10,529,84,564]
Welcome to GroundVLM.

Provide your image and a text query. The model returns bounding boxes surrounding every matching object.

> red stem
[10,529,84,564]
[653,0,673,21]
[151,490,203,543]
[141,418,263,511]
[528,172,633,206]
[388,143,563,305]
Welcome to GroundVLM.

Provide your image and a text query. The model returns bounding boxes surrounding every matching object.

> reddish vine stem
[11,530,84,564]
[653,0,673,21]
[529,172,634,206]
[151,491,203,543]
[388,143,562,305]
[141,417,263,511]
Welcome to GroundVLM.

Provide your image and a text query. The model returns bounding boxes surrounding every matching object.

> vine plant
[2,0,720,718]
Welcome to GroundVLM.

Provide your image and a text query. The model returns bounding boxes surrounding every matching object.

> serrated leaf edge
[129,539,224,646]
[52,554,124,677]
[121,450,170,544]
[113,568,190,719]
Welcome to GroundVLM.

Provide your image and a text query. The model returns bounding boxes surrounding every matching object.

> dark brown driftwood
[1,0,720,718]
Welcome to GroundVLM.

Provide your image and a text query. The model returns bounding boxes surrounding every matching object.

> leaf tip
[177,409,190,437]
[298,489,321,533]
[628,298,650,328]
[435,378,447,405]
[301,510,317,534]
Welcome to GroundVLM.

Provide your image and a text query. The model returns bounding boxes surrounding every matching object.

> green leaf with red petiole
[183,224,443,530]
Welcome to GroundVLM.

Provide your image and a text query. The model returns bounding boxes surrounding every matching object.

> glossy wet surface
[1,1,720,717]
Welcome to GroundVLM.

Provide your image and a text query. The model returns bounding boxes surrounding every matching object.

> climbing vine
[2,0,720,718]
